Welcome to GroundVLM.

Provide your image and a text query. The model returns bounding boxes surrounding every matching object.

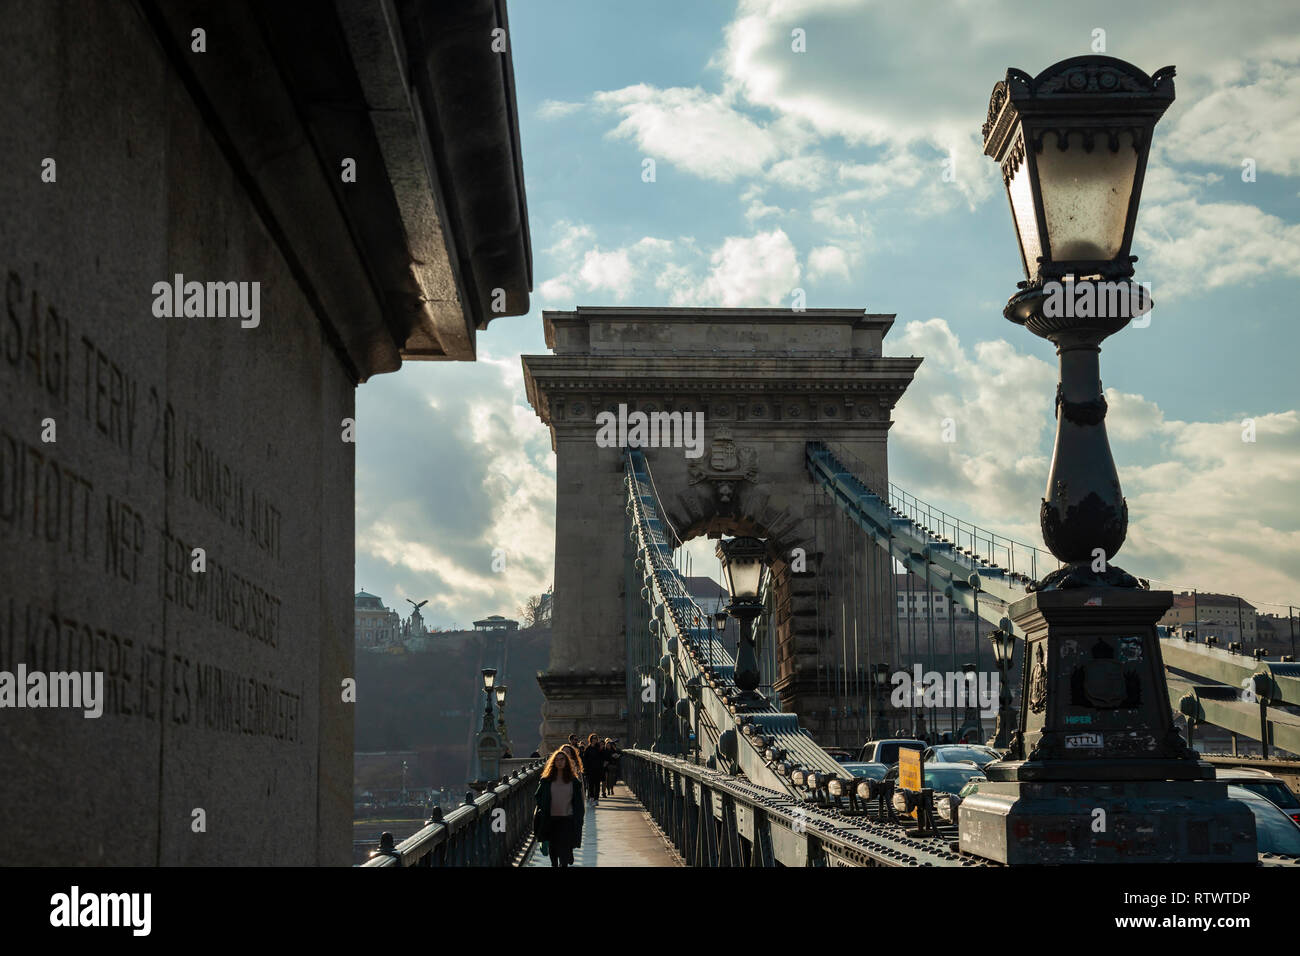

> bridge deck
[525,785,681,867]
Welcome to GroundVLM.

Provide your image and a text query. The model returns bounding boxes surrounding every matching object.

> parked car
[1215,768,1300,826]
[1227,785,1300,857]
[884,762,987,796]
[922,744,1002,770]
[823,748,856,764]
[858,739,927,766]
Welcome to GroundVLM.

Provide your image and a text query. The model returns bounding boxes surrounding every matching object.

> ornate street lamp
[960,662,979,742]
[988,629,1016,749]
[961,56,1253,865]
[472,667,502,790]
[715,537,770,697]
[983,55,1175,585]
[711,608,727,668]
[873,662,890,738]
[495,684,512,755]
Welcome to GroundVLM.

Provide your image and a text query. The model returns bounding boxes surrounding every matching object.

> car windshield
[1229,786,1300,856]
[1235,780,1300,810]
[925,767,985,793]
[845,764,887,780]
[933,747,996,765]
[876,741,924,764]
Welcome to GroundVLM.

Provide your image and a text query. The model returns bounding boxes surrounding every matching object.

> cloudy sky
[355,0,1300,630]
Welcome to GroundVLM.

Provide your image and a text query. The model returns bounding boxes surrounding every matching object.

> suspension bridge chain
[806,441,1028,640]
[623,449,974,866]
[806,441,1297,648]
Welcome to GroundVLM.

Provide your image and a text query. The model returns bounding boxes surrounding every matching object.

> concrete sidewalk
[526,784,681,867]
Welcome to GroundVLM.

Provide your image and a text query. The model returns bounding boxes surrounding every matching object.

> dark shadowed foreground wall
[0,0,530,865]
[0,2,355,866]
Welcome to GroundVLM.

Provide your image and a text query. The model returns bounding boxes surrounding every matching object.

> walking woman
[581,733,605,803]
[535,749,584,867]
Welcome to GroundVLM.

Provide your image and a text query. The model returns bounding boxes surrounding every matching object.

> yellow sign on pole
[898,748,923,819]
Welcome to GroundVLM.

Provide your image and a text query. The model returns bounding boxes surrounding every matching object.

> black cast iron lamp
[990,629,1015,669]
[716,536,769,695]
[983,55,1174,588]
[988,628,1016,749]
[494,685,507,707]
[482,668,497,692]
[959,56,1251,866]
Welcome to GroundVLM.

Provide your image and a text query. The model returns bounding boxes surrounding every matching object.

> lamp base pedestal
[957,779,1255,864]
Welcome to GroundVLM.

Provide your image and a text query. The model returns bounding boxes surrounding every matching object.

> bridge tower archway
[523,307,919,753]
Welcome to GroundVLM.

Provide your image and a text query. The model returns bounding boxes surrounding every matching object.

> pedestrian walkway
[525,784,682,867]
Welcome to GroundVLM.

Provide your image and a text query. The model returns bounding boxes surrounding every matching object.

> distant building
[355,590,403,648]
[683,576,729,617]
[1160,592,1256,642]
[474,615,520,632]
[893,574,972,619]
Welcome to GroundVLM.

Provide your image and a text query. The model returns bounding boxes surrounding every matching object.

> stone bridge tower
[522,307,919,752]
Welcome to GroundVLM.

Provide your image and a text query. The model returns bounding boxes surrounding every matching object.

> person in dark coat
[602,739,620,797]
[580,733,605,803]
[535,749,584,866]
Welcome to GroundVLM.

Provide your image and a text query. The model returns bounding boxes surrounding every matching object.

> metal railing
[359,760,544,867]
[821,441,1059,581]
[621,749,984,867]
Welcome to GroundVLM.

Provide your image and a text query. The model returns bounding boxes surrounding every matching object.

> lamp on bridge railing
[872,663,890,738]
[472,668,503,791]
[988,630,1016,750]
[966,55,1252,865]
[495,685,512,756]
[716,536,770,697]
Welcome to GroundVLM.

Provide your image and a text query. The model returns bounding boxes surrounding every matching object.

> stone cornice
[522,354,920,428]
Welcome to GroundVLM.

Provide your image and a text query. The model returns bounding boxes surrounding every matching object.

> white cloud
[538,277,575,303]
[745,198,785,221]
[593,84,785,182]
[538,221,803,309]
[885,317,1300,603]
[578,248,636,298]
[1160,56,1300,177]
[538,99,584,120]
[677,228,802,307]
[767,154,833,190]
[1136,198,1300,295]
[355,362,556,628]
[807,244,851,281]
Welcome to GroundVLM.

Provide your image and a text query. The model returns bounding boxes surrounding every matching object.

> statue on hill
[405,598,430,635]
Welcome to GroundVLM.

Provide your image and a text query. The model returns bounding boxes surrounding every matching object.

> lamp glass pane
[728,559,763,601]
[1005,137,1043,278]
[1037,129,1137,263]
